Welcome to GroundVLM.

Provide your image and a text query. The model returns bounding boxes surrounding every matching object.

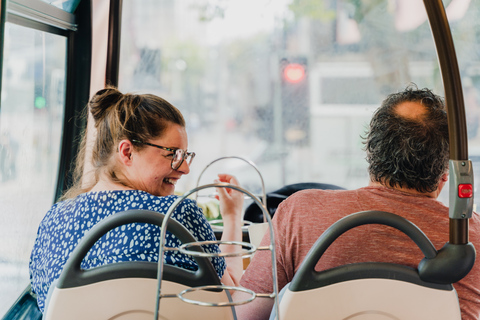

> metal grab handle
[423,0,473,246]
[209,219,254,232]
[179,240,256,258]
[178,285,257,307]
[194,156,268,222]
[155,183,280,319]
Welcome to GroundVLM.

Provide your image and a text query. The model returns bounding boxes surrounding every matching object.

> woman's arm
[215,174,244,287]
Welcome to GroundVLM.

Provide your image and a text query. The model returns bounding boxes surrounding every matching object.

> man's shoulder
[276,188,361,219]
[286,187,358,202]
[467,211,480,234]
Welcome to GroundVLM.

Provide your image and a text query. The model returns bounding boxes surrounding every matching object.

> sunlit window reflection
[118,0,480,207]
[0,23,66,314]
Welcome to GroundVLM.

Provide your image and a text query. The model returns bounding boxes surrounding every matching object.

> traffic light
[280,57,310,146]
[283,63,306,83]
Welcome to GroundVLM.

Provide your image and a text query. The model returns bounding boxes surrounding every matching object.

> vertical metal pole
[423,0,471,244]
[423,0,468,161]
[106,0,122,87]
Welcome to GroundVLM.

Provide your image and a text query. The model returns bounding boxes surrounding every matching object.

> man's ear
[433,171,450,199]
[118,139,134,165]
[441,172,449,182]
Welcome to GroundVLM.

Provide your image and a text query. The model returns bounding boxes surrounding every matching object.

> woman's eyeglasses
[132,140,195,170]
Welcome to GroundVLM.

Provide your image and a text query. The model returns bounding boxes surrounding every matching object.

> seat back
[276,264,460,320]
[45,277,235,320]
[274,211,463,320]
[43,209,236,320]
[244,182,345,223]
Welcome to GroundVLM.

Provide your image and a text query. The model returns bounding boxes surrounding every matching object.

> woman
[29,87,244,312]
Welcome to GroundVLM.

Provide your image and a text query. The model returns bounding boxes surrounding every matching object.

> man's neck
[368,180,440,199]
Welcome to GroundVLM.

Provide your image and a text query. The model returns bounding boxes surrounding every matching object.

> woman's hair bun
[89,86,124,123]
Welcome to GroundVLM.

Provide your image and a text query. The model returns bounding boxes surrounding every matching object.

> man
[235,86,480,319]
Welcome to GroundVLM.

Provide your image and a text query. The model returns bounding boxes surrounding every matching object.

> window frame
[0,0,92,202]
[0,0,5,97]
[106,0,122,86]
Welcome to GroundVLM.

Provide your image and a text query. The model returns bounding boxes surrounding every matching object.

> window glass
[0,22,66,314]
[39,0,81,13]
[118,0,480,207]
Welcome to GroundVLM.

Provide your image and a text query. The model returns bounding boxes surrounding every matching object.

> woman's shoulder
[48,190,201,223]
[89,189,200,213]
[129,190,199,209]
[68,189,175,204]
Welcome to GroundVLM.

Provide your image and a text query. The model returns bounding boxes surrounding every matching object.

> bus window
[0,22,66,314]
[38,0,81,13]
[116,1,480,210]
[118,0,450,200]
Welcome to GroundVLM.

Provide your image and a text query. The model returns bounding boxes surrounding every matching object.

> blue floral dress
[29,190,224,312]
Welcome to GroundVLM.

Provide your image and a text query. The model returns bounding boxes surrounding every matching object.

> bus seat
[246,182,346,252]
[43,209,236,320]
[244,182,345,223]
[271,210,462,320]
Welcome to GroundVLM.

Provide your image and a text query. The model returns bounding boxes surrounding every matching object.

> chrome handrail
[178,285,257,307]
[154,182,280,319]
[194,156,268,222]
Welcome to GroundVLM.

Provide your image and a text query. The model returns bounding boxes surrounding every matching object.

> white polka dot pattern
[29,190,225,312]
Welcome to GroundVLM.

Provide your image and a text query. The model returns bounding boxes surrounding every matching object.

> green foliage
[162,40,207,76]
[224,33,270,74]
[189,0,228,22]
[288,0,336,21]
[344,0,389,23]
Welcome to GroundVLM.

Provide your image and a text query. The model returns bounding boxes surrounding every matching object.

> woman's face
[128,123,191,197]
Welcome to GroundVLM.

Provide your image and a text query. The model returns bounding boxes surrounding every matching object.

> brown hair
[364,85,449,193]
[61,86,185,200]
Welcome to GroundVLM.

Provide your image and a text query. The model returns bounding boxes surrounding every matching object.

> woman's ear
[118,139,134,165]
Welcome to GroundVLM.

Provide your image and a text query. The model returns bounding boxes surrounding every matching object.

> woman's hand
[215,174,244,222]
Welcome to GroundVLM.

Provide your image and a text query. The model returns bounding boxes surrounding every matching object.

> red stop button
[458,184,473,198]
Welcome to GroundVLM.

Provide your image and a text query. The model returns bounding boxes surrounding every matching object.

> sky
[204,0,291,45]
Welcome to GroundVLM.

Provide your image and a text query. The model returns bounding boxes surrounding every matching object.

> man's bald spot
[394,101,427,121]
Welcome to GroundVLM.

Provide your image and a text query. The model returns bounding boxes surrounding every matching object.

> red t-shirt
[240,186,480,320]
